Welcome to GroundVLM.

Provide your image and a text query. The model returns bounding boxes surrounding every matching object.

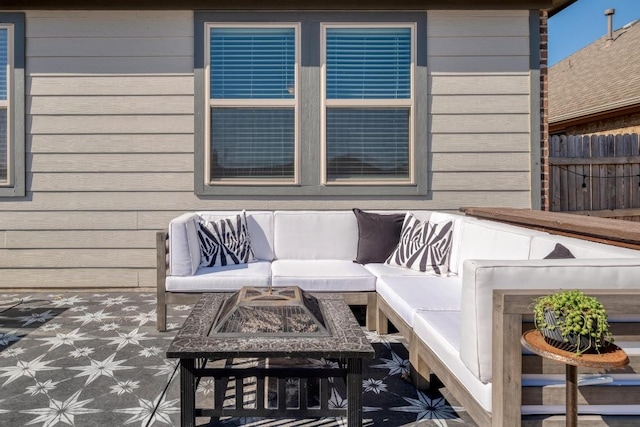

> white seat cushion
[271,260,376,292]
[376,275,462,326]
[166,261,271,292]
[364,263,430,278]
[413,311,492,412]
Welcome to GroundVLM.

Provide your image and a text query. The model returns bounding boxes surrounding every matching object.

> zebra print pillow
[197,212,254,268]
[385,213,454,275]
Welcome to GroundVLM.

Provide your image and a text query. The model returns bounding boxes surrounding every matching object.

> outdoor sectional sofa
[156,209,640,426]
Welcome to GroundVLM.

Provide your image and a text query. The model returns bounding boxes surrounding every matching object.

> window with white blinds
[207,26,297,182]
[323,26,413,183]
[0,27,9,184]
[196,13,426,196]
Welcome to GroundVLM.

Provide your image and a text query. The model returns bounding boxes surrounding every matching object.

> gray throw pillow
[544,243,575,259]
[353,208,405,264]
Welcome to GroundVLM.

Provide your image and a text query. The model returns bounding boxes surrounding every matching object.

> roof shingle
[549,19,640,124]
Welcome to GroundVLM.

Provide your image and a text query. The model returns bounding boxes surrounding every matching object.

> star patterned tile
[0,292,477,427]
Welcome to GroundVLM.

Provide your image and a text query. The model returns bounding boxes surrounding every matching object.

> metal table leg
[566,364,578,427]
[346,357,363,427]
[180,358,196,427]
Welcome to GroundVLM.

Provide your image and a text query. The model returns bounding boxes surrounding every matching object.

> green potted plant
[533,289,613,356]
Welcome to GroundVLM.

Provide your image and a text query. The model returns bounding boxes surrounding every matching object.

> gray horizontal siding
[28,95,194,115]
[30,154,193,172]
[29,134,194,153]
[3,269,142,288]
[29,173,193,192]
[427,10,532,207]
[0,211,139,230]
[431,133,531,152]
[430,94,530,114]
[28,75,194,96]
[0,9,535,289]
[430,114,530,134]
[28,115,193,134]
[432,153,530,172]
[0,191,533,211]
[0,249,155,268]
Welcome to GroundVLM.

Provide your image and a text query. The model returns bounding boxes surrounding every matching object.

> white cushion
[459,258,640,384]
[376,276,462,326]
[199,211,274,261]
[364,263,430,278]
[166,260,271,292]
[413,311,491,412]
[168,212,201,276]
[455,219,544,275]
[530,235,640,260]
[274,211,358,260]
[271,260,376,291]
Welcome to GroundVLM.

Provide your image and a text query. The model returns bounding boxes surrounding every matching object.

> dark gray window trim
[194,11,428,197]
[0,13,25,198]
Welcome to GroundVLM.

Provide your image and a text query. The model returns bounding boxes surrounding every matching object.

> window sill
[196,183,426,197]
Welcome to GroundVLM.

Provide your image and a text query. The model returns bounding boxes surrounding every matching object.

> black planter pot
[540,308,602,354]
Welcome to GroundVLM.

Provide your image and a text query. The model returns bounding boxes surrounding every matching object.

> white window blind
[210,108,294,179]
[208,27,296,181]
[324,27,412,182]
[326,108,409,180]
[326,28,411,100]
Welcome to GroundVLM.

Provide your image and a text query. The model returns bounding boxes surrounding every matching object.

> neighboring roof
[549,19,640,125]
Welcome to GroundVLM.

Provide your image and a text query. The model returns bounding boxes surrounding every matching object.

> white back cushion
[168,212,202,276]
[459,258,640,384]
[455,220,543,275]
[169,211,274,277]
[198,211,274,261]
[274,211,358,260]
[530,235,640,259]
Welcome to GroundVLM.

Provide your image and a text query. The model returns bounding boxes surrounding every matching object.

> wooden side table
[521,330,629,427]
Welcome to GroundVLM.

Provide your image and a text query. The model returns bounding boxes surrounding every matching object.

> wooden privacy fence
[549,134,640,220]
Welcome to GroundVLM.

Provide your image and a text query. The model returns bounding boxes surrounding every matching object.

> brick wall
[539,10,549,211]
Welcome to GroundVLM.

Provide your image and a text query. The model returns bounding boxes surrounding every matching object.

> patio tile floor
[0,292,477,427]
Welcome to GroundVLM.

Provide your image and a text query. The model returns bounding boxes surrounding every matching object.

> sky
[548,0,640,66]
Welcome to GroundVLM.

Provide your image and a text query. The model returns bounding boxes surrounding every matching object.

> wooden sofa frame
[156,230,377,332]
[378,289,640,427]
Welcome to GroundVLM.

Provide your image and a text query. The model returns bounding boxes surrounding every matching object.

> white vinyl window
[195,12,426,197]
[205,24,299,184]
[321,25,414,184]
[0,25,11,186]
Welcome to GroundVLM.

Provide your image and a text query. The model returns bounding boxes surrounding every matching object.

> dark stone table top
[166,293,375,360]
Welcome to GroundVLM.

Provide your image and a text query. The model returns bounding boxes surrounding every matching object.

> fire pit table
[166,287,375,427]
